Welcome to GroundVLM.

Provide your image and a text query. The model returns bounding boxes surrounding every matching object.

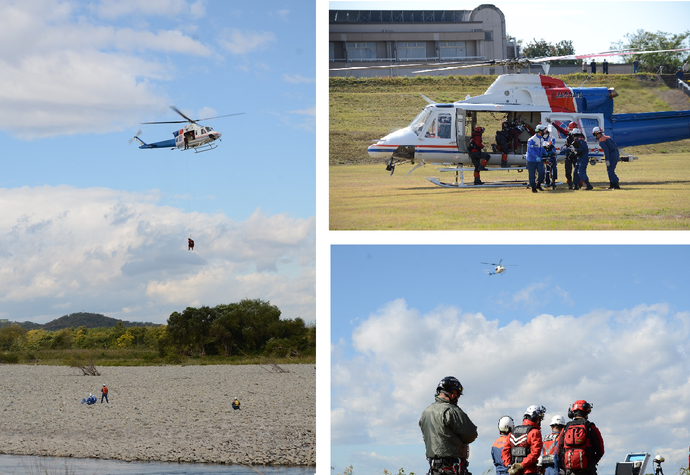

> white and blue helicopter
[131,106,244,153]
[334,48,690,187]
[482,259,515,276]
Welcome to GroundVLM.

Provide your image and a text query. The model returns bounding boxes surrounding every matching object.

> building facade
[329,5,516,77]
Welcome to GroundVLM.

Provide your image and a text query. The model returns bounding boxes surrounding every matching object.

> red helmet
[568,400,593,418]
[474,127,485,134]
[567,122,578,130]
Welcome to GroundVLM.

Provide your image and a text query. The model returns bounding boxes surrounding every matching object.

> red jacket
[469,133,484,151]
[556,418,605,470]
[502,419,543,474]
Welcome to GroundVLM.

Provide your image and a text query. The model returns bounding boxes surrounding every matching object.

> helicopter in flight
[336,48,690,187]
[482,259,514,276]
[131,106,244,153]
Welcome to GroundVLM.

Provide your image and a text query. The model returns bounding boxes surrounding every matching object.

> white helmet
[550,415,566,427]
[498,415,515,433]
[525,405,547,420]
[535,124,548,133]
[592,126,603,135]
[572,128,581,135]
[654,455,665,463]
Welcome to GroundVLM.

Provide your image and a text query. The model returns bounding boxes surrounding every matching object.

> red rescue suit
[503,419,543,474]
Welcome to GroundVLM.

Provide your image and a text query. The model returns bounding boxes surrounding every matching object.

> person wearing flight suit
[468,127,492,185]
[493,416,515,475]
[526,125,548,193]
[593,127,621,189]
[571,131,593,190]
[420,376,478,475]
[502,405,546,475]
[539,415,565,475]
[556,400,604,475]
[548,119,579,189]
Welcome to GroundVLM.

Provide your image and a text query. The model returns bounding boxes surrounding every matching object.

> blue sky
[331,245,690,475]
[328,0,690,62]
[0,0,315,325]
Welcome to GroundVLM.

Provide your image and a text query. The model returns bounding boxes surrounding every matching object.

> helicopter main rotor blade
[195,112,246,121]
[170,106,196,123]
[140,120,189,124]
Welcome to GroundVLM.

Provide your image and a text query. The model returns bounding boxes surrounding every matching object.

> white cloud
[282,73,316,84]
[218,28,277,55]
[0,2,213,138]
[0,186,315,324]
[94,0,206,20]
[332,299,690,475]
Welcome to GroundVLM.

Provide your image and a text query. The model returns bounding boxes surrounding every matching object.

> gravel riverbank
[0,364,315,466]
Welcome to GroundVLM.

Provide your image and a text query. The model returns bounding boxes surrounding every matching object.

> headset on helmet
[592,126,603,135]
[550,415,566,427]
[498,415,515,433]
[568,400,593,418]
[524,405,547,422]
[436,376,463,396]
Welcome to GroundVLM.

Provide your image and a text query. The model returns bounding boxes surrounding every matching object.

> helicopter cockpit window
[437,113,452,139]
[425,118,437,138]
[580,118,600,141]
[409,106,433,137]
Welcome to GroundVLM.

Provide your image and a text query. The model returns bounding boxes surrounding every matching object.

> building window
[485,31,493,41]
[345,42,376,60]
[439,41,465,59]
[398,41,426,60]
[329,42,334,61]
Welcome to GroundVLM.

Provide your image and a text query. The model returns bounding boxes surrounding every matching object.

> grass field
[329,154,690,230]
[329,74,690,230]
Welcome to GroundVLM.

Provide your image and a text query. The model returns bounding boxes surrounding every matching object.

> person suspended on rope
[188,237,195,251]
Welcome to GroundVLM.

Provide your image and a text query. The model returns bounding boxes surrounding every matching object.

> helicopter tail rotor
[128,129,143,145]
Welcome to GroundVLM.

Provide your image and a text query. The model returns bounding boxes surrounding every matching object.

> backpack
[495,130,509,151]
[510,425,538,463]
[562,420,593,470]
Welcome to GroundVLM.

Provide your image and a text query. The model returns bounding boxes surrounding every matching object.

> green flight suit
[419,396,478,460]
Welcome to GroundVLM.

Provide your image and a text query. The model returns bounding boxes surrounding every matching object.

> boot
[613,183,621,189]
[606,181,614,190]
[501,153,508,168]
[585,182,594,190]
[474,177,483,185]
[567,181,573,190]
[532,187,538,193]
[536,184,544,191]
[479,159,489,171]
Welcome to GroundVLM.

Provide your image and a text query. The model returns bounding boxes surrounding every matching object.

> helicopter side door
[542,113,605,157]
[416,107,457,163]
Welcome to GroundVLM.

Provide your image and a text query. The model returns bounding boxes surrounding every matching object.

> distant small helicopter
[482,259,515,276]
[131,106,244,153]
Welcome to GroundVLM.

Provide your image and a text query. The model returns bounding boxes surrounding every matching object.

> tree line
[518,29,690,71]
[0,299,314,360]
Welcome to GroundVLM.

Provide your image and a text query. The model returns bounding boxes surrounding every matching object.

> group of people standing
[526,120,621,192]
[419,377,605,475]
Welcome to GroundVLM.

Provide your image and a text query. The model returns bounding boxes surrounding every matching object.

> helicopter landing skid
[427,166,530,188]
[192,143,218,153]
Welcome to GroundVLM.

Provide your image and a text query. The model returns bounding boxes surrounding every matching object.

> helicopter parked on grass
[131,106,244,153]
[336,48,690,187]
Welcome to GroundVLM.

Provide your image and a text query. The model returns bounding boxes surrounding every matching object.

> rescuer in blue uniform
[593,127,621,190]
[526,124,548,193]
[493,416,514,475]
[570,129,592,190]
[542,127,558,189]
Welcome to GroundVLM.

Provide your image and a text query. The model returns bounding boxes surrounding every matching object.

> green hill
[329,73,690,165]
[0,312,160,331]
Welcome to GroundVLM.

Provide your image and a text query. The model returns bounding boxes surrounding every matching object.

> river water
[0,455,314,475]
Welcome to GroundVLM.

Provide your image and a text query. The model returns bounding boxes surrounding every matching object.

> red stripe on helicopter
[540,76,577,113]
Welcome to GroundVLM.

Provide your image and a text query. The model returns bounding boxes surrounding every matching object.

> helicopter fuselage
[368,74,690,172]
